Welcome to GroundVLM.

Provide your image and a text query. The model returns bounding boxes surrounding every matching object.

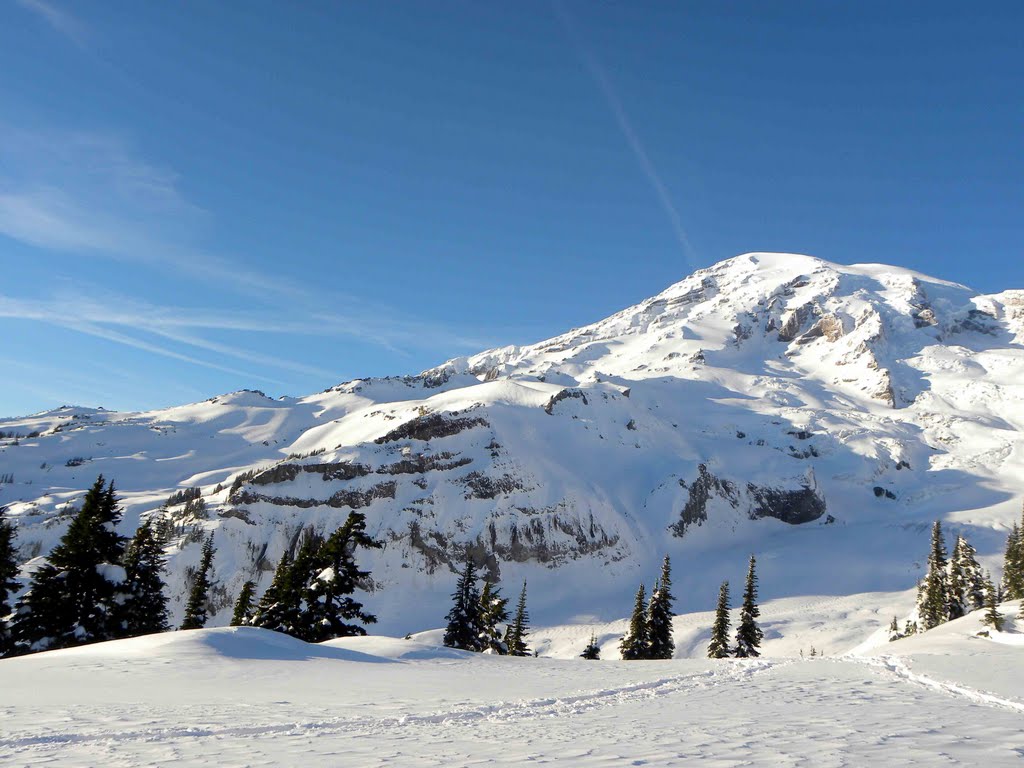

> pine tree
[707,580,731,659]
[580,631,601,660]
[0,507,19,656]
[121,521,169,637]
[479,580,510,654]
[12,476,128,653]
[443,554,486,651]
[734,555,764,658]
[982,572,1003,632]
[917,521,949,630]
[619,584,649,660]
[646,555,675,660]
[505,581,531,657]
[180,534,215,630]
[1002,523,1024,601]
[231,580,256,626]
[297,512,381,642]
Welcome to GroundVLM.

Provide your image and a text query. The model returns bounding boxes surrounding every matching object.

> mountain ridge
[2,252,1022,641]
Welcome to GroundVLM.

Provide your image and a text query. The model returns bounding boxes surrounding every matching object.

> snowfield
[1,604,1022,767]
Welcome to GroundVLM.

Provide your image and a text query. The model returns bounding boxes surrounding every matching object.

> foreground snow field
[2,606,1022,767]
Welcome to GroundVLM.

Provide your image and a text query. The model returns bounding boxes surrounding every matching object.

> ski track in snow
[852,654,1024,714]
[0,660,778,751]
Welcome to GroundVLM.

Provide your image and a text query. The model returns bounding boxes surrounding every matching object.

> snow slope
[1,618,1023,766]
[1,252,1022,638]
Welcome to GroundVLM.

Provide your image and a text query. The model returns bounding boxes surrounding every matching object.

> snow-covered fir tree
[121,521,169,637]
[0,507,18,656]
[12,476,128,653]
[580,632,601,660]
[180,534,216,630]
[297,512,380,642]
[734,555,763,658]
[948,534,985,618]
[479,580,510,654]
[707,580,731,659]
[619,584,649,660]
[916,521,949,631]
[443,554,486,652]
[505,581,531,657]
[646,555,675,660]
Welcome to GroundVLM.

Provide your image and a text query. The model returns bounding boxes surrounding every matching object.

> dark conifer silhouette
[707,581,731,659]
[505,581,531,657]
[443,553,485,651]
[734,555,763,658]
[646,555,675,660]
[620,584,649,660]
[13,476,127,652]
[180,534,215,630]
[121,521,169,637]
[230,580,256,626]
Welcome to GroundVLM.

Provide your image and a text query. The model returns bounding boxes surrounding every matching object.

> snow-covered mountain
[2,253,1022,638]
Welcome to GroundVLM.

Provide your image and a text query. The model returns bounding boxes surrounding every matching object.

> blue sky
[1,1,1021,416]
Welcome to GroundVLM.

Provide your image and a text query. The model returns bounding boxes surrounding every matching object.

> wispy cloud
[552,1,699,269]
[0,282,492,388]
[14,0,89,47]
[0,124,492,365]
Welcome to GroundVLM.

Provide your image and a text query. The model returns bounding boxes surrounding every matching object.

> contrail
[552,0,699,268]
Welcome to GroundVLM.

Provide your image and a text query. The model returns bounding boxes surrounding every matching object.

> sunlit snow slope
[2,609,1024,767]
[2,253,1022,638]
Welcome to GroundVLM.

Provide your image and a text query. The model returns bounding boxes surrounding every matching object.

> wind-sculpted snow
[1,253,1023,635]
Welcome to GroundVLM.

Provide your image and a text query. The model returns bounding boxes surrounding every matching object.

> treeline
[439,553,764,662]
[0,475,380,657]
[895,511,1024,639]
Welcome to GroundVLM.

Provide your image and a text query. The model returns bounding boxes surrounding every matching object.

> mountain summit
[2,253,1022,634]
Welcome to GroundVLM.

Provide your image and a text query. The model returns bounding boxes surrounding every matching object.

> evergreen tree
[180,534,215,630]
[982,572,1003,632]
[888,616,902,642]
[443,554,486,651]
[479,580,510,654]
[275,532,324,638]
[646,555,675,660]
[734,555,764,658]
[505,581,531,657]
[230,580,256,626]
[248,550,299,635]
[121,521,169,637]
[916,521,949,630]
[947,535,968,620]
[297,513,381,642]
[0,507,19,656]
[952,535,986,612]
[12,476,128,653]
[707,580,731,659]
[1002,523,1024,601]
[580,631,601,660]
[619,584,649,660]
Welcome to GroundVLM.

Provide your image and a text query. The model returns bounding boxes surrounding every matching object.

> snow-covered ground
[2,603,1022,767]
